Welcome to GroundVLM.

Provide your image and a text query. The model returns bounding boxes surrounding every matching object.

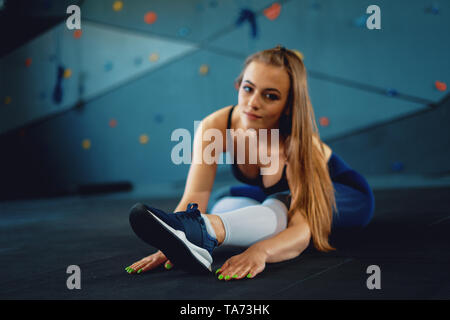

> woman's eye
[243,86,278,100]
[266,94,279,100]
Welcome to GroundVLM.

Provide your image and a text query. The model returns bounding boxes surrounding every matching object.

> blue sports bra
[227,105,290,195]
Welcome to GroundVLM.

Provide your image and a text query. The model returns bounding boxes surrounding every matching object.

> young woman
[125,45,375,281]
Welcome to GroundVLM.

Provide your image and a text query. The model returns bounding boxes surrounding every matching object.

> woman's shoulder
[201,104,235,130]
[199,105,235,153]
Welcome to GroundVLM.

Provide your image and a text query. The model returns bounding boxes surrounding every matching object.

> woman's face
[238,61,290,131]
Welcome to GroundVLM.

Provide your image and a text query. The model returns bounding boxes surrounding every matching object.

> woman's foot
[129,202,218,274]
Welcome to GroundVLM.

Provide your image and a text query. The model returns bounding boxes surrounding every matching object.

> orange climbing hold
[144,12,157,24]
[109,119,117,128]
[435,81,447,92]
[319,117,330,127]
[264,3,281,20]
[73,29,82,39]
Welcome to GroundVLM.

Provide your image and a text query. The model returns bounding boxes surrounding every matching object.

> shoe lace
[182,203,201,220]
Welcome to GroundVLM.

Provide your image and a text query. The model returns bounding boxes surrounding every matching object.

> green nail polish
[218,274,224,280]
[225,275,230,280]
[215,268,221,275]
[137,269,142,274]
[232,274,238,279]
[247,273,253,278]
[165,263,172,270]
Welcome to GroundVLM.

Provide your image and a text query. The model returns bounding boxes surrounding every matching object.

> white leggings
[208,196,289,247]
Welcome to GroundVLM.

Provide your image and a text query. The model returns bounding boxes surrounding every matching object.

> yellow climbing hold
[149,53,159,62]
[113,1,123,11]
[82,139,91,149]
[199,64,209,75]
[139,134,149,144]
[64,68,72,78]
[4,96,12,105]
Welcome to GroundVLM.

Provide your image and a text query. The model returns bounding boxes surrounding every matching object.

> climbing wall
[0,0,448,200]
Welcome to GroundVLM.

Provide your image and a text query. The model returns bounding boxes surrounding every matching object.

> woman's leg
[206,185,289,247]
[328,153,375,229]
[203,152,375,249]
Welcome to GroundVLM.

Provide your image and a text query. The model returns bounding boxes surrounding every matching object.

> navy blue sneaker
[129,202,218,274]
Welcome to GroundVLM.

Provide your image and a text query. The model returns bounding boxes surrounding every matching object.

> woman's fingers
[126,251,169,274]
[126,258,153,274]
[216,259,264,280]
[164,260,173,270]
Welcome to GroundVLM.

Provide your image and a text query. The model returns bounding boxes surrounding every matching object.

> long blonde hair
[235,46,337,252]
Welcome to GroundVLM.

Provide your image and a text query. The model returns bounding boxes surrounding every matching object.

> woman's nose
[247,93,260,109]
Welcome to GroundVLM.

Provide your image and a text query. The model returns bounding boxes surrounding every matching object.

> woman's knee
[332,185,375,228]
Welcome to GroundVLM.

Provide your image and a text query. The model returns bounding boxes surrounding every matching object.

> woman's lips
[244,112,262,120]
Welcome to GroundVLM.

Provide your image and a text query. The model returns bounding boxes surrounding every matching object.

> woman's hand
[215,245,268,280]
[125,250,173,274]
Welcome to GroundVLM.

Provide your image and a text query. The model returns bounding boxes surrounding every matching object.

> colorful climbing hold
[386,88,398,97]
[82,139,91,149]
[425,3,439,15]
[149,53,159,62]
[236,8,257,38]
[113,1,123,11]
[353,15,367,28]
[199,64,209,75]
[154,114,164,123]
[144,11,157,24]
[435,81,447,92]
[109,119,117,128]
[391,161,404,172]
[139,134,149,144]
[73,29,82,39]
[104,61,113,72]
[264,3,281,20]
[178,27,190,37]
[4,96,12,105]
[319,117,330,127]
[64,68,72,78]
[25,58,32,67]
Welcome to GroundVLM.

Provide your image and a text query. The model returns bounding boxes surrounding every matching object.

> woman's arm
[253,209,311,263]
[215,209,311,280]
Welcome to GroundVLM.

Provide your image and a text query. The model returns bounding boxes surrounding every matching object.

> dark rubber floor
[0,186,449,300]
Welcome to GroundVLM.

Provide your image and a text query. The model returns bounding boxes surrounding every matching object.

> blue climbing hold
[353,15,367,28]
[391,161,404,172]
[104,61,113,72]
[178,27,190,37]
[154,114,164,124]
[386,88,398,97]
[236,8,258,38]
